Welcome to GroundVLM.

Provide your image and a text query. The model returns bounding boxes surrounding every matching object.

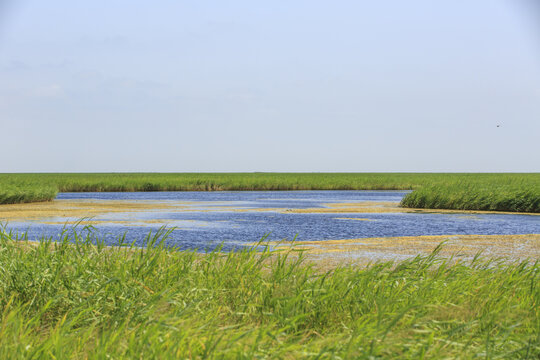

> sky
[1,0,539,172]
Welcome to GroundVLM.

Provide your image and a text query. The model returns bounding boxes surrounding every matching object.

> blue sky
[1,0,539,172]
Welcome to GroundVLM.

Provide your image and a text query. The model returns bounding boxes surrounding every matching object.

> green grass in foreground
[0,227,538,359]
[0,173,539,212]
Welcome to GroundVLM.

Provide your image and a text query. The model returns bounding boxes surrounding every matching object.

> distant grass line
[0,173,539,212]
[0,226,538,359]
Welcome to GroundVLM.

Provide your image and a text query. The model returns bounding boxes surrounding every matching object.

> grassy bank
[0,184,58,205]
[0,227,538,359]
[0,173,434,193]
[0,173,539,212]
[400,182,540,213]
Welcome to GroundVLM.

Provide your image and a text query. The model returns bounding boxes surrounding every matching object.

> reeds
[0,226,538,358]
[0,173,539,212]
[0,184,57,205]
[400,176,540,212]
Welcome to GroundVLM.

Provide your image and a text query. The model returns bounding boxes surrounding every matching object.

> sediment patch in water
[0,200,183,221]
[266,234,540,267]
[285,202,540,216]
[1,192,539,259]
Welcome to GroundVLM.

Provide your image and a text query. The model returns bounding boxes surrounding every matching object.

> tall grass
[0,172,434,193]
[400,176,540,212]
[0,184,57,205]
[0,226,538,358]
[0,173,539,212]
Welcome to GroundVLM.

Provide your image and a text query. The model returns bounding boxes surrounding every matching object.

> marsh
[2,190,538,262]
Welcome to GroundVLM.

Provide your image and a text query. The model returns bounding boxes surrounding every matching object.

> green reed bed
[0,227,538,359]
[0,173,434,194]
[0,184,57,205]
[400,176,540,213]
[0,173,539,212]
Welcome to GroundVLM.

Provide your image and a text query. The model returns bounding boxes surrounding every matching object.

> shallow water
[2,191,539,252]
[57,190,407,205]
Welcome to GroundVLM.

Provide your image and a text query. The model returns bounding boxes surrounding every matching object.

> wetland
[1,184,539,358]
[2,190,538,263]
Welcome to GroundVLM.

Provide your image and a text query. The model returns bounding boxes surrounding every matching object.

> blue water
[57,190,407,206]
[4,191,540,251]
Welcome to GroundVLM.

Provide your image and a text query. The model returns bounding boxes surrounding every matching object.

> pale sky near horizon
[1,0,539,172]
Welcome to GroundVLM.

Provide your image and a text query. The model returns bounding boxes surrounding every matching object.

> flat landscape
[2,172,539,212]
[3,1,539,358]
[0,173,539,358]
